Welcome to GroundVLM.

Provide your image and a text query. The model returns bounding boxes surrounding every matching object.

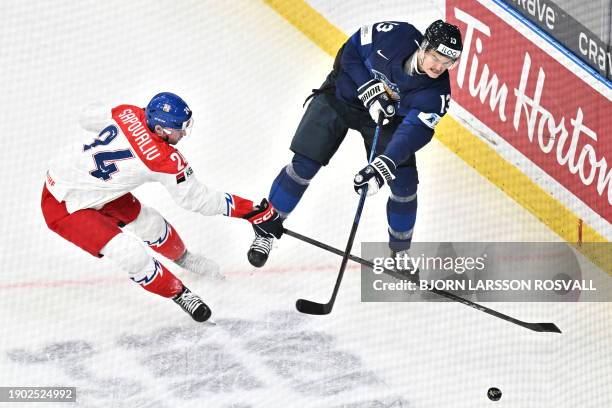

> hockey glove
[243,199,284,239]
[357,79,396,125]
[353,155,396,196]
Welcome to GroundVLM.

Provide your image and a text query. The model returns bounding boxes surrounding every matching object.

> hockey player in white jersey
[41,92,283,322]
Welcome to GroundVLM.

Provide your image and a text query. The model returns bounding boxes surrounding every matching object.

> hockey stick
[285,228,561,333]
[295,113,385,315]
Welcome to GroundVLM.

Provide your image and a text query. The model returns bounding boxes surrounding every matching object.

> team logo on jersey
[376,49,390,61]
[176,166,193,184]
[417,112,441,129]
[371,70,400,101]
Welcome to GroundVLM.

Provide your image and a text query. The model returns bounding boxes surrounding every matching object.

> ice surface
[0,1,610,407]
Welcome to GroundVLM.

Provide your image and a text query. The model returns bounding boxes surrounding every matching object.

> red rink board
[446,0,611,223]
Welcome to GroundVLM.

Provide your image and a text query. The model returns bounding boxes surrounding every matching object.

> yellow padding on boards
[264,0,345,56]
[263,0,610,275]
[436,116,610,275]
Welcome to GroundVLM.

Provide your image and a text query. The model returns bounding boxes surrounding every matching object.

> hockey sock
[125,205,187,261]
[387,196,417,251]
[100,233,183,297]
[268,153,321,218]
[131,259,184,298]
[146,220,186,261]
[387,167,418,252]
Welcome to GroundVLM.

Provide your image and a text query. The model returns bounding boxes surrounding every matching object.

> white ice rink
[0,1,610,407]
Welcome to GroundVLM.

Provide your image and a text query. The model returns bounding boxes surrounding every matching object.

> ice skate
[176,250,224,280]
[172,285,211,322]
[247,231,274,268]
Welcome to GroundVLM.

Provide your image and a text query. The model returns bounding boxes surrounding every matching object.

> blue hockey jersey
[335,21,452,165]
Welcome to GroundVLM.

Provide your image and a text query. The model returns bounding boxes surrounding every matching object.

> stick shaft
[286,228,561,333]
[296,114,385,314]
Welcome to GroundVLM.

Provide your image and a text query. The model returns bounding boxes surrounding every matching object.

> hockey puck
[487,387,502,401]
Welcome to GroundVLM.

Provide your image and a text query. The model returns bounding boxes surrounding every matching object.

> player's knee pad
[101,233,152,276]
[125,205,186,260]
[269,153,321,218]
[292,153,322,179]
[388,166,418,196]
[125,205,166,240]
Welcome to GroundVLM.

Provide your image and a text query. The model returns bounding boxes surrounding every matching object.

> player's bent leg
[100,233,211,322]
[249,90,346,268]
[101,233,182,297]
[268,153,322,218]
[249,153,322,268]
[124,204,186,261]
[387,167,418,255]
[42,180,211,321]
[126,204,221,278]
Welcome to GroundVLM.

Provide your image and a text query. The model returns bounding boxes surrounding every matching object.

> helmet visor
[170,117,194,135]
[161,118,194,139]
[181,117,194,137]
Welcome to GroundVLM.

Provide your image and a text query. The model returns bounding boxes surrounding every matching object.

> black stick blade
[296,299,330,315]
[529,322,562,333]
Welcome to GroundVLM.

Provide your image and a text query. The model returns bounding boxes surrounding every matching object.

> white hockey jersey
[46,104,230,216]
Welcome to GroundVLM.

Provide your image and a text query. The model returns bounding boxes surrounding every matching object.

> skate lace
[251,236,273,254]
[177,291,203,314]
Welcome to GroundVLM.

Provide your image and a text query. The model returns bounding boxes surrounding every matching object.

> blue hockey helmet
[145,92,193,132]
[422,20,463,61]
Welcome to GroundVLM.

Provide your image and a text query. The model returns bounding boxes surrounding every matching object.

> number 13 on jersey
[440,94,451,114]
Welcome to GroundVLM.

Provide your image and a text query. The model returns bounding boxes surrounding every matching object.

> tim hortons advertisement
[446,0,611,223]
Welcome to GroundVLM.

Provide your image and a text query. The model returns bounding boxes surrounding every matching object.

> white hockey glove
[357,79,396,125]
[353,155,396,196]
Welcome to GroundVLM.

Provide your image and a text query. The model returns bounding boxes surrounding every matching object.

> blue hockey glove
[353,155,396,196]
[357,79,396,125]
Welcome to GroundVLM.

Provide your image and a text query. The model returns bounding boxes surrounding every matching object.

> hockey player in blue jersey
[247,20,463,267]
